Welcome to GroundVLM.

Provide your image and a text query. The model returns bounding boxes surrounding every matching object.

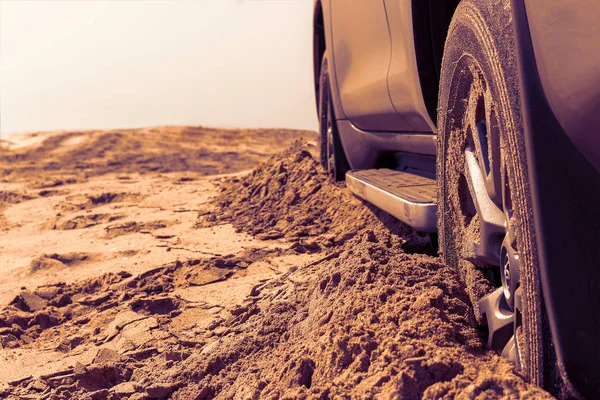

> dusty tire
[318,57,350,182]
[436,0,546,388]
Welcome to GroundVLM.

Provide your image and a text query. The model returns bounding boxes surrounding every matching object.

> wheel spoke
[485,108,502,206]
[464,146,505,265]
[466,90,488,179]
[501,335,522,368]
[478,287,514,350]
[466,86,503,207]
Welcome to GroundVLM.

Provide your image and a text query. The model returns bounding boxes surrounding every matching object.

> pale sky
[0,0,318,135]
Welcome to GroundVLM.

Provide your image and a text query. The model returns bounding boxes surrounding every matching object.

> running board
[346,169,437,232]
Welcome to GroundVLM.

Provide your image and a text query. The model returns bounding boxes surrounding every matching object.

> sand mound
[161,229,547,399]
[199,142,434,254]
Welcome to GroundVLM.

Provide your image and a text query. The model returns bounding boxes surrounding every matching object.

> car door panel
[385,0,436,132]
[330,0,416,131]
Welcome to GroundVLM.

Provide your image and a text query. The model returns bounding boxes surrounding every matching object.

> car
[312,0,600,398]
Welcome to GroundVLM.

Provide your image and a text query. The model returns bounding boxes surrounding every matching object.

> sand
[0,127,552,399]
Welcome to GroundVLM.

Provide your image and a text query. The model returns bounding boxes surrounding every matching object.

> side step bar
[346,169,438,232]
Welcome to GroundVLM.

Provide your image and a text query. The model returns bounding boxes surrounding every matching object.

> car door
[330,0,415,132]
[384,0,437,132]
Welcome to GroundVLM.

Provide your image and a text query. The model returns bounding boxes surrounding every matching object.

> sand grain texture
[0,128,552,399]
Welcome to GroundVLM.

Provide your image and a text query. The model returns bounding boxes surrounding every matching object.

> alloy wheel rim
[451,59,524,369]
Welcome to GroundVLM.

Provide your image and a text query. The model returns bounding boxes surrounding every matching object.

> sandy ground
[0,127,553,399]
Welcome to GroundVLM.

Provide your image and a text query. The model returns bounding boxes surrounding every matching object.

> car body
[313,0,600,398]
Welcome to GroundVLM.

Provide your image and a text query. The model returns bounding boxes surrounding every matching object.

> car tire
[318,57,350,182]
[436,0,547,389]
